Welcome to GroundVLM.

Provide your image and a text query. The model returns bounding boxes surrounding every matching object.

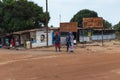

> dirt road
[0,41,120,80]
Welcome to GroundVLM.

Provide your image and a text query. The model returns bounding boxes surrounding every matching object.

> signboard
[60,22,78,32]
[88,32,91,37]
[83,17,103,29]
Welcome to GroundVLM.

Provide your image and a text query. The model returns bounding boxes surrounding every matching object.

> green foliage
[0,0,50,33]
[2,0,15,6]
[114,22,120,32]
[70,9,112,29]
[103,19,112,29]
[70,9,98,27]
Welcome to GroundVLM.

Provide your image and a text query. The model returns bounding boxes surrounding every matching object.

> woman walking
[66,32,74,52]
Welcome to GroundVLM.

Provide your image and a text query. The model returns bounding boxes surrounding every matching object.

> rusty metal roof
[83,17,103,29]
[60,22,78,32]
[13,28,46,35]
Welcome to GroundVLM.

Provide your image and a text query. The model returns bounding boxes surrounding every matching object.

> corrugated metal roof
[13,28,46,34]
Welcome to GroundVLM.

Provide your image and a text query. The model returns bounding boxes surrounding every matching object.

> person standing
[15,39,19,48]
[54,32,61,52]
[66,33,70,52]
[5,38,9,46]
[66,32,74,52]
[10,38,15,48]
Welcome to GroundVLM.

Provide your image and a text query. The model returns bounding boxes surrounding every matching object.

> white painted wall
[32,30,53,48]
[92,34,116,40]
[61,37,66,44]
[79,36,90,42]
[79,34,116,42]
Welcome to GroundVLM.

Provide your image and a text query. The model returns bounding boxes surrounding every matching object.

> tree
[2,0,15,6]
[103,20,112,29]
[0,0,50,33]
[114,22,120,32]
[70,9,98,27]
[70,9,112,29]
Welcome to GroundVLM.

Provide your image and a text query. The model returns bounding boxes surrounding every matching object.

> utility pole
[46,0,48,47]
[59,14,61,23]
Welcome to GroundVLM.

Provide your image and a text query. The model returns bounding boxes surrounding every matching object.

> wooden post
[82,20,86,48]
[82,28,85,48]
[102,29,104,46]
[1,36,4,46]
[76,32,77,45]
[46,0,48,47]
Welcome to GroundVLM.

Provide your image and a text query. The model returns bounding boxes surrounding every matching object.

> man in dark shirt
[54,32,61,52]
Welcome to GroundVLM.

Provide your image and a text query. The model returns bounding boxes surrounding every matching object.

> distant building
[78,28,116,42]
[1,28,57,48]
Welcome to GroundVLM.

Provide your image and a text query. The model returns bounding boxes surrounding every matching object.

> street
[0,41,120,80]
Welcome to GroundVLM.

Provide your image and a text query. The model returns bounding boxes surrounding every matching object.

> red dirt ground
[0,41,120,80]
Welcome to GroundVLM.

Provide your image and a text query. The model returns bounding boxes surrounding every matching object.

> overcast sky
[29,0,120,27]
